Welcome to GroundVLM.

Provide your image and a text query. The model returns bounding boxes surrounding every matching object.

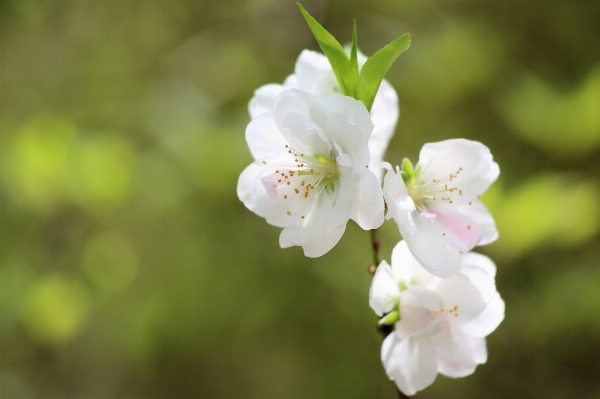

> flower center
[261,144,340,219]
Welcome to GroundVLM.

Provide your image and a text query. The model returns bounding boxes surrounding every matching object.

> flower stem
[370,228,381,267]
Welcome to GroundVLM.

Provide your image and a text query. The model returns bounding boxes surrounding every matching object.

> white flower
[382,139,499,277]
[237,88,384,257]
[249,49,399,180]
[369,240,505,396]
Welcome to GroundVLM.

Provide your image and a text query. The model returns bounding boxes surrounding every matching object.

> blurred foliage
[1,1,599,398]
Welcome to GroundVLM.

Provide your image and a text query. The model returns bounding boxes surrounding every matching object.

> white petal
[278,189,335,246]
[460,292,505,338]
[436,275,486,324]
[383,164,417,235]
[300,223,346,258]
[369,260,401,316]
[400,219,462,278]
[248,83,285,119]
[245,112,287,160]
[390,240,439,289]
[418,139,499,206]
[237,163,263,214]
[381,335,438,396]
[407,285,443,311]
[321,94,373,146]
[395,290,446,339]
[324,107,371,169]
[369,79,399,180]
[352,168,384,230]
[460,252,497,302]
[294,50,336,97]
[434,332,488,378]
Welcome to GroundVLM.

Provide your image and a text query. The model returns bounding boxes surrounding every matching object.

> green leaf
[355,33,411,111]
[297,3,353,95]
[346,20,359,93]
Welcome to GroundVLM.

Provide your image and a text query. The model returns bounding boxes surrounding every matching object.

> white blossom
[249,49,399,180]
[382,139,499,277]
[237,88,384,257]
[370,240,505,396]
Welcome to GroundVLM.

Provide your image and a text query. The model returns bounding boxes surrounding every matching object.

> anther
[301,216,305,219]
[286,211,291,216]
[287,182,290,185]
[301,181,305,186]
[262,160,266,164]
[278,179,281,183]
[295,189,299,194]
[275,170,279,173]
[284,195,288,199]
[285,145,289,148]
[467,226,471,229]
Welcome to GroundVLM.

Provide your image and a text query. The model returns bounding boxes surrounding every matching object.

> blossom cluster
[237,7,504,396]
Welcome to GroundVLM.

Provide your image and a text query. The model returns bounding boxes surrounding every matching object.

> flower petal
[294,50,337,97]
[436,275,486,325]
[369,260,401,316]
[400,218,462,278]
[434,332,487,378]
[395,290,445,339]
[352,168,384,230]
[460,291,505,338]
[299,223,346,258]
[245,111,287,160]
[369,79,399,180]
[381,335,438,396]
[248,83,285,119]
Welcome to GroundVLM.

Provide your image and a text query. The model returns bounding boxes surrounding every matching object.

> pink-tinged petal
[453,201,498,246]
[369,260,401,316]
[369,79,399,180]
[420,211,437,221]
[248,83,285,119]
[381,335,438,396]
[245,112,286,160]
[395,291,445,339]
[434,332,487,378]
[460,292,505,338]
[352,168,384,230]
[259,173,280,199]
[434,211,483,251]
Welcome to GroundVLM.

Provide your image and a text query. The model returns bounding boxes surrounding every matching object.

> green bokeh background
[1,1,600,398]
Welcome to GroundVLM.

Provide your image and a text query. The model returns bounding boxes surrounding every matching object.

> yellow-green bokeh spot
[497,65,600,156]
[23,276,90,345]
[484,175,600,261]
[83,231,139,294]
[5,114,138,214]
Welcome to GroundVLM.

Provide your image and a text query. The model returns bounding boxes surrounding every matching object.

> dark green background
[1,1,600,398]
